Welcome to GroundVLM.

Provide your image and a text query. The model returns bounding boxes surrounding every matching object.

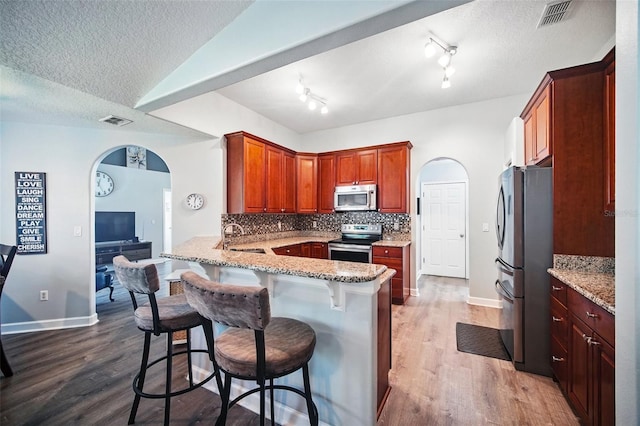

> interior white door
[421,182,466,278]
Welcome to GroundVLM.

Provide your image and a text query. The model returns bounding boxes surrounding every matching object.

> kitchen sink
[230,248,266,254]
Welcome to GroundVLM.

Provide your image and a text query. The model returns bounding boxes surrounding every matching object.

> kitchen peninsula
[161,236,395,426]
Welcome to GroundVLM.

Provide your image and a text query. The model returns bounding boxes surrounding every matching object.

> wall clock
[186,193,205,210]
[95,171,114,197]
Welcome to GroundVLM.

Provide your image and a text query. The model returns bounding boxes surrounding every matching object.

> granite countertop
[547,255,615,315]
[161,236,388,284]
[372,239,411,248]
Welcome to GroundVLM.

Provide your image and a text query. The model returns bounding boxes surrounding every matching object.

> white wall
[0,122,216,332]
[95,163,170,258]
[614,1,639,423]
[300,94,530,302]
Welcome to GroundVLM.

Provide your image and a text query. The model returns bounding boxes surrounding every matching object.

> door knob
[459,234,464,238]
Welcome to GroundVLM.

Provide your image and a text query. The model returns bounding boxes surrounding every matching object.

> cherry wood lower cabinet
[376,277,392,417]
[372,244,410,305]
[272,242,327,259]
[550,277,615,426]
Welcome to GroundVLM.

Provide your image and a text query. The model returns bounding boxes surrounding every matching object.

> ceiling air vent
[537,0,572,28]
[99,115,133,127]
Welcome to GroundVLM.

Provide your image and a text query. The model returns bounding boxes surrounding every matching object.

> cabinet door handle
[552,356,565,362]
[551,286,563,291]
[582,333,591,342]
[588,339,601,346]
[586,311,599,319]
[552,316,563,322]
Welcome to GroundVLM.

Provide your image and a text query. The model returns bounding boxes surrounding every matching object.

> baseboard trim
[1,314,99,335]
[467,296,503,309]
[410,288,420,297]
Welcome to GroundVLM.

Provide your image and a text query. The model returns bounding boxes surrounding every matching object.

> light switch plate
[482,223,489,232]
[73,225,82,237]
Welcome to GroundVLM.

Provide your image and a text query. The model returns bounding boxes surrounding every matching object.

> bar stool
[112,256,221,425]
[0,243,17,378]
[181,271,319,426]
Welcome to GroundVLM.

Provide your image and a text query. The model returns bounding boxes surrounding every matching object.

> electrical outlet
[277,221,282,231]
[73,225,82,237]
[393,222,400,231]
[40,290,48,301]
[312,221,317,228]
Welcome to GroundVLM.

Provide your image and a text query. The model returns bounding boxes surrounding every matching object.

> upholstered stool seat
[215,317,316,378]
[181,271,319,426]
[113,256,221,426]
[133,293,201,332]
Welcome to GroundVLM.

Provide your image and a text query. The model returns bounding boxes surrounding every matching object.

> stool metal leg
[302,364,318,426]
[129,332,151,424]
[216,373,232,426]
[270,378,275,426]
[164,332,173,426]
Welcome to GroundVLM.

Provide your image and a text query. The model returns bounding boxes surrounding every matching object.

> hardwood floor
[378,275,578,426]
[1,266,578,425]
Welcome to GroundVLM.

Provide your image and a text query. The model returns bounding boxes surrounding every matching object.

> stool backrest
[0,244,17,279]
[113,255,160,295]
[181,271,271,330]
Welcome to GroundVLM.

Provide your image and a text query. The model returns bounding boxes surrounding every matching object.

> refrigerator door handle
[495,280,514,302]
[495,257,518,275]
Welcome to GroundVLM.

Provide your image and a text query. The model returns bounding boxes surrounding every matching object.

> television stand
[95,241,152,265]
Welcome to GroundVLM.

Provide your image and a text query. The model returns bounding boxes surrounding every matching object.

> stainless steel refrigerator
[495,165,552,376]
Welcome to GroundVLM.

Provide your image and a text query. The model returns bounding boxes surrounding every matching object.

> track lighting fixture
[424,35,458,89]
[294,77,329,114]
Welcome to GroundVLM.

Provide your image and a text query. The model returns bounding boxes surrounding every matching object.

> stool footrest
[132,349,217,399]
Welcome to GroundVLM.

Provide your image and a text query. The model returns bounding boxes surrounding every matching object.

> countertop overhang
[547,268,615,314]
[161,236,390,283]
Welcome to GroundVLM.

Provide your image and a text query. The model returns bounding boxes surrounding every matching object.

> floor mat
[455,322,511,361]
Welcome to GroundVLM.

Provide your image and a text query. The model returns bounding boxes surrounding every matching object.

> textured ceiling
[0,0,252,107]
[0,0,616,136]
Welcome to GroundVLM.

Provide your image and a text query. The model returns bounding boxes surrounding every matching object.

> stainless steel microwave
[334,184,377,211]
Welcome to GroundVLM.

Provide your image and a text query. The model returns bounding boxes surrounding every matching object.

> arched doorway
[416,157,469,279]
[92,145,171,307]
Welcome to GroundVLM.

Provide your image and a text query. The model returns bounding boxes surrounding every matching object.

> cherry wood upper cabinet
[377,142,412,213]
[335,149,377,186]
[227,132,267,213]
[603,50,615,213]
[226,131,296,214]
[317,153,336,213]
[282,152,296,213]
[522,50,615,257]
[296,154,318,214]
[522,84,551,166]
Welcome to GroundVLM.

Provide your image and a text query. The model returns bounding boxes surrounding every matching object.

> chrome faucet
[221,223,245,250]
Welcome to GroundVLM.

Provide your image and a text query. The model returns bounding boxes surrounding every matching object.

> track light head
[424,39,437,58]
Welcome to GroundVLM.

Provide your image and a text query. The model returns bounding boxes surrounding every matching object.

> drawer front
[550,296,569,350]
[550,336,569,393]
[550,277,567,306]
[567,287,614,346]
[372,246,403,259]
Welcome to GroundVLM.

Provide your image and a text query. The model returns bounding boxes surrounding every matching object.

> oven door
[328,243,372,263]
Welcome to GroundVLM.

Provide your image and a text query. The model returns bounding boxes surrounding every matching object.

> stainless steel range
[328,224,382,263]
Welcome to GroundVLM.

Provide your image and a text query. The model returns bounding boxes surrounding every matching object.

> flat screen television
[95,211,136,242]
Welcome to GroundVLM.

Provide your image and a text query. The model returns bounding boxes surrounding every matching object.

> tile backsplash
[222,212,411,240]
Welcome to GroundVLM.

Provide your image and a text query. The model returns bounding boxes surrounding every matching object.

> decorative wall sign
[15,172,47,254]
[126,146,147,169]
